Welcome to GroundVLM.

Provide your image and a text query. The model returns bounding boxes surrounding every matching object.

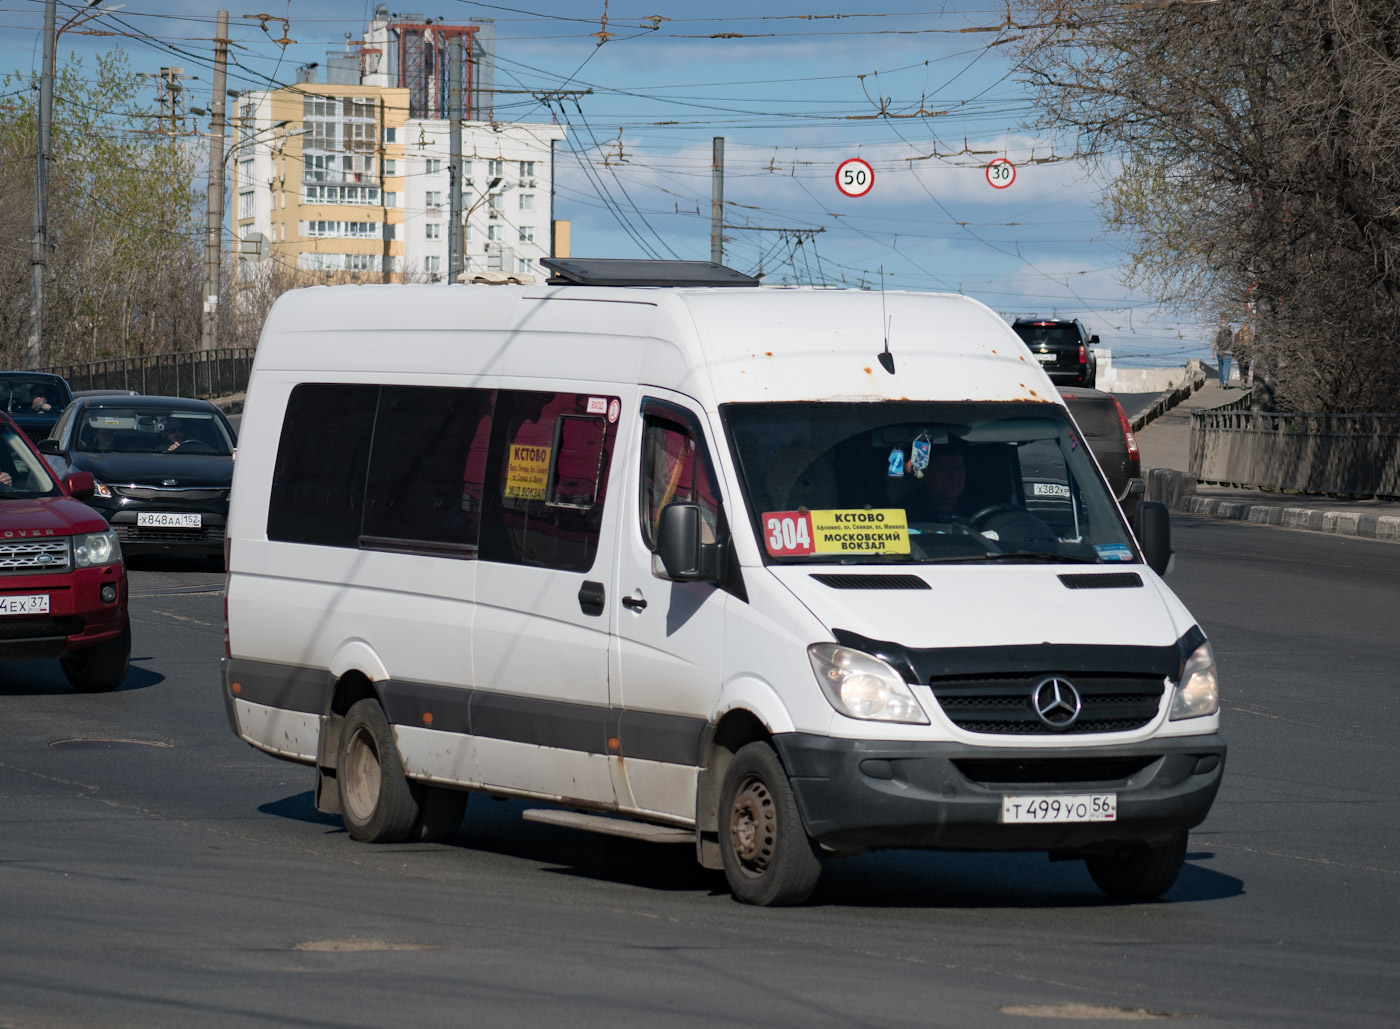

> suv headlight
[808,643,929,724]
[91,480,114,499]
[1170,641,1218,719]
[74,529,121,568]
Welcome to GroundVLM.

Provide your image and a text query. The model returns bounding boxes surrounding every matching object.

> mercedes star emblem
[1032,677,1082,729]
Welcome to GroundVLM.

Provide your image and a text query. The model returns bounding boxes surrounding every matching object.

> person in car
[904,442,975,522]
[161,420,187,452]
[29,388,53,413]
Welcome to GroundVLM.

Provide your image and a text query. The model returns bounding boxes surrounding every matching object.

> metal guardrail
[45,348,255,399]
[1190,408,1400,498]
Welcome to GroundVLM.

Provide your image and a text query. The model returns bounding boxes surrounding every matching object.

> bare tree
[1014,0,1400,412]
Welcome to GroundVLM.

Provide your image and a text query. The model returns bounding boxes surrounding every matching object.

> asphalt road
[1,524,1396,1029]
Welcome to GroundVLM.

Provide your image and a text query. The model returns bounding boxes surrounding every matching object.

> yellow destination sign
[808,509,910,554]
[504,443,551,500]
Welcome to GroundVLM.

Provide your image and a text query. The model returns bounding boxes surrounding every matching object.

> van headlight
[1170,641,1218,719]
[808,643,929,724]
[74,529,121,568]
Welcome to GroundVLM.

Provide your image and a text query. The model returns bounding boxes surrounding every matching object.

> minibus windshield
[722,400,1140,566]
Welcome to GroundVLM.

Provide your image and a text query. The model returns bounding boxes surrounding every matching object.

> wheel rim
[728,774,777,878]
[342,726,382,823]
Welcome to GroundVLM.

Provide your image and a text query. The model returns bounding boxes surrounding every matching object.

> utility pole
[447,35,464,285]
[26,0,56,370]
[200,10,229,352]
[710,136,724,265]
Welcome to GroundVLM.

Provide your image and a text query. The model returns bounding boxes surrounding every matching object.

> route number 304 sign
[835,158,875,198]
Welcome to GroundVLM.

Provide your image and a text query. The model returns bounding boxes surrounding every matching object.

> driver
[917,442,972,520]
[161,419,187,452]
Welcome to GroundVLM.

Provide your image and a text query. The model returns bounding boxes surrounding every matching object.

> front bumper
[0,564,127,658]
[773,732,1225,855]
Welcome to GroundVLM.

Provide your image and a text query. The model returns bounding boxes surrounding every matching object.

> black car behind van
[1013,318,1098,388]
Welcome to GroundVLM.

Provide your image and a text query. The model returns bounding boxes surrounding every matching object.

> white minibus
[223,260,1224,906]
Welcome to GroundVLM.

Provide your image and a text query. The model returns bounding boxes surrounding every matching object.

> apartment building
[230,84,410,284]
[230,87,564,286]
[396,118,565,282]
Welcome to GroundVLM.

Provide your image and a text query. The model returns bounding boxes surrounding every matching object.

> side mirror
[1089,334,1100,344]
[655,502,726,582]
[64,471,95,499]
[1133,501,1172,576]
[656,502,703,581]
[38,438,63,455]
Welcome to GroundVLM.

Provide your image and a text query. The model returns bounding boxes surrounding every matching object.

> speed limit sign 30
[836,158,875,198]
[986,158,1016,189]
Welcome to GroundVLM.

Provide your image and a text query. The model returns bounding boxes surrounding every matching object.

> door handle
[621,595,647,611]
[578,580,605,617]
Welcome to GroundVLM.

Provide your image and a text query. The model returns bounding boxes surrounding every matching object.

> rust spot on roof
[863,366,873,374]
[1028,389,1039,397]
[765,351,773,357]
[1019,354,1027,361]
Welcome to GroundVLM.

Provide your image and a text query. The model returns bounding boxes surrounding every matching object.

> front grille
[0,616,81,641]
[811,573,930,590]
[114,485,228,501]
[928,674,1166,734]
[953,755,1158,785]
[116,524,226,545]
[0,538,70,573]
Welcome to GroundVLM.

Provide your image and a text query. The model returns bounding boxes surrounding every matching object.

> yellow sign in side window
[504,443,551,500]
[794,508,912,555]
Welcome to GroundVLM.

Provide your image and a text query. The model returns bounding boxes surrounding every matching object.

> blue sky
[2,1,1211,365]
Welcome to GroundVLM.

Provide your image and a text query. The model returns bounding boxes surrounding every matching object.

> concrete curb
[1177,495,1400,540]
[1145,467,1400,541]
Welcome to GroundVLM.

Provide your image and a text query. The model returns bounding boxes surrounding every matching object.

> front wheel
[1085,834,1188,901]
[61,625,131,692]
[719,742,822,906]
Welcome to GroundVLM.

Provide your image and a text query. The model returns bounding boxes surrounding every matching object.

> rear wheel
[1085,834,1188,901]
[61,625,131,692]
[719,742,822,906]
[337,699,420,843]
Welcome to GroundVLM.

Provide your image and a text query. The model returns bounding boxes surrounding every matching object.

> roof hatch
[540,258,760,288]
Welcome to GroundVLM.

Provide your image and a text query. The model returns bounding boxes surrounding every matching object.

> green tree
[1,49,205,368]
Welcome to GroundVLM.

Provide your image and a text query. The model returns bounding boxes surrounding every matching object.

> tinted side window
[362,386,492,550]
[479,390,618,572]
[268,384,377,546]
[640,405,724,549]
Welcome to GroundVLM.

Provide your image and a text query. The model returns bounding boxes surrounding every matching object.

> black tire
[410,785,468,843]
[61,625,131,692]
[719,741,822,906]
[1085,834,1188,901]
[337,698,421,843]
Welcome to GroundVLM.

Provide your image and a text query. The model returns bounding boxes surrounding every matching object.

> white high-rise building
[397,119,565,282]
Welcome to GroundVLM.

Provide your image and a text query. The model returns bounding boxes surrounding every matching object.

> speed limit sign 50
[986,158,1016,189]
[836,158,875,198]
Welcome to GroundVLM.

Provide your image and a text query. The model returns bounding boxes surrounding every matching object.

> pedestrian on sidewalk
[1234,320,1254,389]
[1213,315,1234,388]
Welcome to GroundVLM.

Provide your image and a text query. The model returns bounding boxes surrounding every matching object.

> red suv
[0,412,129,691]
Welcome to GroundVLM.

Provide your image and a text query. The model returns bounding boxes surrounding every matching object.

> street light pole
[200,10,229,352]
[26,0,58,371]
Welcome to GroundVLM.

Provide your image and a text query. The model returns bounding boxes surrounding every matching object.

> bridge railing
[46,349,256,400]
[1190,407,1400,498]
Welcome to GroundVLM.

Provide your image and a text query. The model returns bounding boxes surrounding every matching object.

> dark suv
[1012,318,1098,388]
